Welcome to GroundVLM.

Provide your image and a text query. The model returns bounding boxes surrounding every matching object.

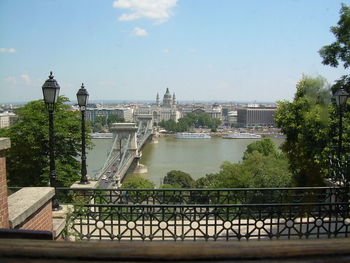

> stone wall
[0,137,56,238]
[0,138,10,228]
[16,201,53,231]
[8,187,54,232]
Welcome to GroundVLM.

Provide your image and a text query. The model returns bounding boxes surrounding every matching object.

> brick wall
[0,138,56,237]
[0,149,9,228]
[17,201,53,232]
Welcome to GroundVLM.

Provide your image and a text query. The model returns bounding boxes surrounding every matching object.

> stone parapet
[0,138,11,151]
[70,180,99,189]
[8,187,54,229]
[0,137,10,228]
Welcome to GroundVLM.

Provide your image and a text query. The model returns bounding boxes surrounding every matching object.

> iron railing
[54,187,349,205]
[8,187,350,241]
[69,202,349,241]
[50,187,349,241]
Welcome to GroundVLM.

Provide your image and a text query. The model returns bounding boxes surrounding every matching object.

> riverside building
[85,107,134,123]
[237,107,276,127]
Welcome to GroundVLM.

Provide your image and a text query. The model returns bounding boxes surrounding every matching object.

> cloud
[131,27,148,36]
[162,48,170,53]
[0,48,16,53]
[20,74,31,84]
[113,0,177,23]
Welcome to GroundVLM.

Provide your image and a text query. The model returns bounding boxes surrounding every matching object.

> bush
[163,170,195,188]
[122,175,155,189]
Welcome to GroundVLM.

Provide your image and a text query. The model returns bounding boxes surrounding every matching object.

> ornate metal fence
[70,202,349,241]
[57,187,349,205]
[55,187,350,241]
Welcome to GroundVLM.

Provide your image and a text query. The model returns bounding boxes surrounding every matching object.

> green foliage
[159,184,177,189]
[241,152,292,188]
[92,114,124,132]
[159,120,179,132]
[243,138,279,160]
[163,170,195,188]
[106,115,125,127]
[319,4,350,69]
[0,96,90,187]
[122,175,155,189]
[159,112,221,132]
[319,3,350,185]
[196,141,292,188]
[275,75,331,186]
[92,122,104,133]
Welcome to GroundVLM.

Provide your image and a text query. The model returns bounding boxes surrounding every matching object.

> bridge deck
[97,129,153,188]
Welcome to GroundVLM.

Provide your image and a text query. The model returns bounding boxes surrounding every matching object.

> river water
[87,136,283,186]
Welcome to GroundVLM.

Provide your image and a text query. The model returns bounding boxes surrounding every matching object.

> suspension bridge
[94,115,155,188]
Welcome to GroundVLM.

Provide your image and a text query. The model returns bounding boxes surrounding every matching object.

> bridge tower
[110,123,139,186]
[110,123,139,154]
[136,114,153,135]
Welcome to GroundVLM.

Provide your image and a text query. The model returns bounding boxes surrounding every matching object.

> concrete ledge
[8,187,54,228]
[52,218,65,239]
[52,204,73,219]
[70,180,99,189]
[0,138,11,151]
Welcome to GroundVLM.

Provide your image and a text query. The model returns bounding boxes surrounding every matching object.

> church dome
[163,88,172,107]
[164,88,171,98]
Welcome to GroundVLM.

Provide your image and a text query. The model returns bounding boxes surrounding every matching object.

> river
[87,136,283,186]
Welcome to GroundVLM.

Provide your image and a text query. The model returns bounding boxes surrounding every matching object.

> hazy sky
[0,0,349,104]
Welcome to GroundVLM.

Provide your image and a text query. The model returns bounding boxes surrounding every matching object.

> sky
[0,0,349,104]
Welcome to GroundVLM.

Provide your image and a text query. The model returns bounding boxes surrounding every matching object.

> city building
[237,107,276,127]
[85,107,133,123]
[0,112,16,128]
[227,110,238,127]
[134,88,181,124]
[134,89,224,124]
[179,103,223,121]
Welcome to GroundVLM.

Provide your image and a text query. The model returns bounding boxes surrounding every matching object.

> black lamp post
[334,88,349,160]
[77,83,89,184]
[42,71,61,210]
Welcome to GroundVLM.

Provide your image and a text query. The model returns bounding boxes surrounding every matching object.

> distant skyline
[0,0,349,104]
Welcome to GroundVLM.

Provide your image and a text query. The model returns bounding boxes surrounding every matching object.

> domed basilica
[135,88,181,124]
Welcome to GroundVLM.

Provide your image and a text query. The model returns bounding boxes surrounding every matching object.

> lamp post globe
[77,83,89,109]
[42,71,61,210]
[77,83,89,184]
[42,71,60,109]
[334,88,349,107]
[333,88,349,162]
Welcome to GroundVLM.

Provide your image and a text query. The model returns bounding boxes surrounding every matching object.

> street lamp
[42,71,61,210]
[77,83,89,184]
[334,88,349,160]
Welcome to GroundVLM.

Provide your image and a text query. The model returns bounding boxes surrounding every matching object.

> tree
[319,4,350,70]
[158,112,221,133]
[243,138,279,160]
[107,115,124,128]
[240,152,292,188]
[319,3,350,184]
[122,175,155,189]
[275,75,331,186]
[196,152,292,189]
[196,140,292,189]
[163,170,195,188]
[0,96,90,187]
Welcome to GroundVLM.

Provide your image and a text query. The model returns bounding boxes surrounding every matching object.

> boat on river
[222,133,261,139]
[91,133,113,139]
[176,133,211,139]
